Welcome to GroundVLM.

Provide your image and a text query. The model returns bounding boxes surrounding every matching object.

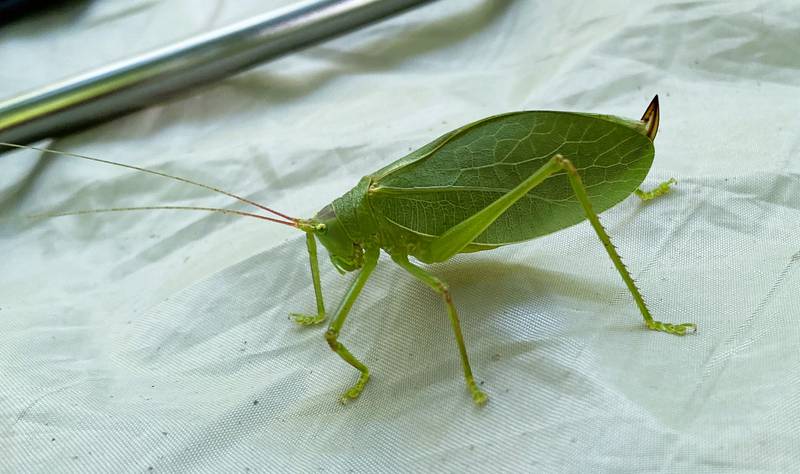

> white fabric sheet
[2,0,800,472]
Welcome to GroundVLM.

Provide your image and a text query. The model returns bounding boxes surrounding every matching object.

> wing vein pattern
[369,111,653,246]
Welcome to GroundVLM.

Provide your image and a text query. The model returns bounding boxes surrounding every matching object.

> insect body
[3,96,696,406]
[295,95,694,405]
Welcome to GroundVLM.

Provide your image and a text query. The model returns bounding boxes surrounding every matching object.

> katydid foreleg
[391,254,488,406]
[291,231,327,325]
[324,245,380,404]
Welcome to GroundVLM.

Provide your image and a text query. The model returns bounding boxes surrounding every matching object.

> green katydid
[1,95,696,407]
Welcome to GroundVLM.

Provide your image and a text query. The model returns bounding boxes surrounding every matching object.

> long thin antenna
[0,142,297,221]
[27,206,298,227]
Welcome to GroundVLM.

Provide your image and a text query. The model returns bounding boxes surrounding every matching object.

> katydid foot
[468,379,488,406]
[338,371,370,404]
[326,326,373,404]
[646,320,697,335]
[291,312,327,326]
[635,178,677,201]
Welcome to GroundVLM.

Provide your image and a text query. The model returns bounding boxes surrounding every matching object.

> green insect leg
[325,245,380,404]
[554,156,696,335]
[291,232,327,325]
[425,157,564,262]
[391,254,488,406]
[424,152,694,336]
[635,178,677,201]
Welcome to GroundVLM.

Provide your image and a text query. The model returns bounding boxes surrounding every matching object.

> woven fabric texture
[2,1,799,472]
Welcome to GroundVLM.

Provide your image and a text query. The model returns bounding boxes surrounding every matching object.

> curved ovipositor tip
[641,95,659,141]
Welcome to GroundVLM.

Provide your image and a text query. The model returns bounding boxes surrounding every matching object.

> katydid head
[302,205,363,273]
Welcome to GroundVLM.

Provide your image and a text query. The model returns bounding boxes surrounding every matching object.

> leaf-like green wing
[368,111,653,246]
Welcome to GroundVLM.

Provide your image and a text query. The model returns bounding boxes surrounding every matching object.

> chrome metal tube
[0,0,437,148]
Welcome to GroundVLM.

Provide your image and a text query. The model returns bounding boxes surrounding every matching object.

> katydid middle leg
[424,154,696,335]
[391,253,488,406]
[325,245,380,404]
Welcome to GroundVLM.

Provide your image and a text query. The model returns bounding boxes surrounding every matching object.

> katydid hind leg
[554,155,696,335]
[635,178,677,201]
[391,254,488,406]
[425,158,563,262]
[325,246,380,404]
[424,151,694,335]
[291,232,327,325]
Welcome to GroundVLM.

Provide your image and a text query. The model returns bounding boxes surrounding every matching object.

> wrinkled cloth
[2,1,800,472]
